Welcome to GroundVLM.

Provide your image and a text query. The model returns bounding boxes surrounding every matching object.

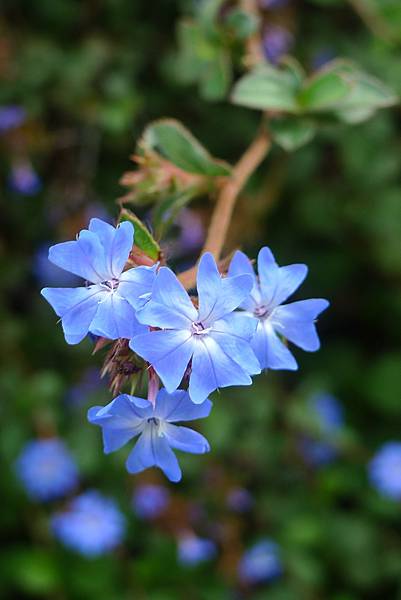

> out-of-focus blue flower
[262,26,293,64]
[299,393,344,466]
[33,243,81,287]
[0,105,26,132]
[15,439,79,501]
[132,483,170,519]
[41,218,156,344]
[51,490,125,557]
[131,252,260,404]
[229,248,329,371]
[8,162,42,196]
[88,388,212,482]
[177,533,217,566]
[66,367,105,408]
[239,539,283,584]
[226,487,254,512]
[260,0,290,9]
[368,442,401,500]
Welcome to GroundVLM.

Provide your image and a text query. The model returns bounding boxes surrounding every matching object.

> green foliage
[119,209,160,260]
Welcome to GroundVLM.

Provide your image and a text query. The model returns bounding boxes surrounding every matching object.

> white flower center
[254,305,271,320]
[191,321,210,336]
[100,278,120,292]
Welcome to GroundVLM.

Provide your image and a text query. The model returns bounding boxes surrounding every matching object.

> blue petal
[87,395,149,453]
[126,426,182,482]
[228,251,259,311]
[89,293,146,340]
[154,389,212,422]
[130,330,195,393]
[197,253,254,325]
[118,265,157,310]
[272,299,329,351]
[209,324,261,377]
[189,336,254,403]
[257,247,308,308]
[41,286,103,345]
[252,320,298,370]
[88,219,133,278]
[49,230,108,283]
[164,423,210,454]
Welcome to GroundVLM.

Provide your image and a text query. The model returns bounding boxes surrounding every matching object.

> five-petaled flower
[41,218,156,344]
[130,252,261,404]
[88,388,212,482]
[228,247,329,370]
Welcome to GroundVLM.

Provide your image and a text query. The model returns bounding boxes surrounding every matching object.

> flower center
[191,321,209,336]
[101,278,120,292]
[254,305,271,319]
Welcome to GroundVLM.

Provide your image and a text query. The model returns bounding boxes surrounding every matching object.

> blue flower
[8,162,42,195]
[177,534,217,566]
[15,439,79,501]
[299,393,344,467]
[261,26,293,64]
[51,490,125,557]
[226,487,254,512]
[239,539,282,584]
[132,483,170,519]
[41,218,156,344]
[130,252,260,404]
[88,388,212,482]
[0,105,26,132]
[368,442,401,500]
[229,247,329,371]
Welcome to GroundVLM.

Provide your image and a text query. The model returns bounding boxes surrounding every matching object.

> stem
[178,127,271,289]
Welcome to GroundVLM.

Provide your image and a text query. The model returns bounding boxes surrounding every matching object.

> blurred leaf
[271,117,316,150]
[119,209,160,260]
[143,119,231,176]
[225,8,260,40]
[231,64,300,111]
[298,70,350,110]
[200,49,231,101]
[153,188,199,238]
[7,548,60,595]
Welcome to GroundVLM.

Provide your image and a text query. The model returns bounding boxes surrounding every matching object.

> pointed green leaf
[119,209,160,260]
[271,117,316,151]
[298,70,351,110]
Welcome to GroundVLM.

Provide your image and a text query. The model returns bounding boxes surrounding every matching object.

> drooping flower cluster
[41,218,329,482]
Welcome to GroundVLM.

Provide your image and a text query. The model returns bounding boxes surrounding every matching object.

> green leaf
[298,70,351,110]
[271,117,316,151]
[225,8,259,40]
[143,119,231,176]
[200,49,231,101]
[230,64,300,112]
[153,188,199,238]
[119,209,160,260]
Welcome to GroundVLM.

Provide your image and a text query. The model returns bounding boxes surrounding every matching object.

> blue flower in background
[131,252,260,404]
[177,534,216,566]
[41,218,156,344]
[226,487,254,512]
[229,248,329,371]
[368,442,401,500]
[0,105,26,132]
[51,491,125,557]
[88,388,212,482]
[8,162,42,196]
[66,367,105,408]
[132,483,170,519]
[239,539,283,584]
[262,26,293,64]
[299,393,344,466]
[15,439,78,501]
[260,0,290,8]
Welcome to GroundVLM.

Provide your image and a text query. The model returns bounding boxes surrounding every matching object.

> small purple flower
[0,105,26,132]
[229,247,329,371]
[177,533,217,566]
[51,491,125,557]
[88,388,212,482]
[132,483,170,519]
[8,162,42,196]
[131,252,260,404]
[15,439,79,501]
[299,393,344,467]
[239,539,282,584]
[41,218,156,344]
[368,442,401,500]
[226,487,254,512]
[260,0,290,8]
[262,26,293,64]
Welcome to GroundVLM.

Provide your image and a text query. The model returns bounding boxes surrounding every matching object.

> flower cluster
[41,218,329,482]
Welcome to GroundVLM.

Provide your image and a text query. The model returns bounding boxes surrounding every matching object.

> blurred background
[1,0,401,598]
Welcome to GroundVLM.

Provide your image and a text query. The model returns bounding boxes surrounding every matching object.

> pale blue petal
[126,427,182,482]
[189,337,253,403]
[137,301,192,330]
[257,247,308,308]
[164,423,210,454]
[118,265,157,310]
[228,251,259,311]
[197,253,254,325]
[41,286,103,345]
[252,320,298,370]
[90,294,146,340]
[154,389,212,422]
[48,232,106,283]
[130,330,195,393]
[88,219,133,278]
[213,313,258,342]
[272,299,329,351]
[209,329,261,377]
